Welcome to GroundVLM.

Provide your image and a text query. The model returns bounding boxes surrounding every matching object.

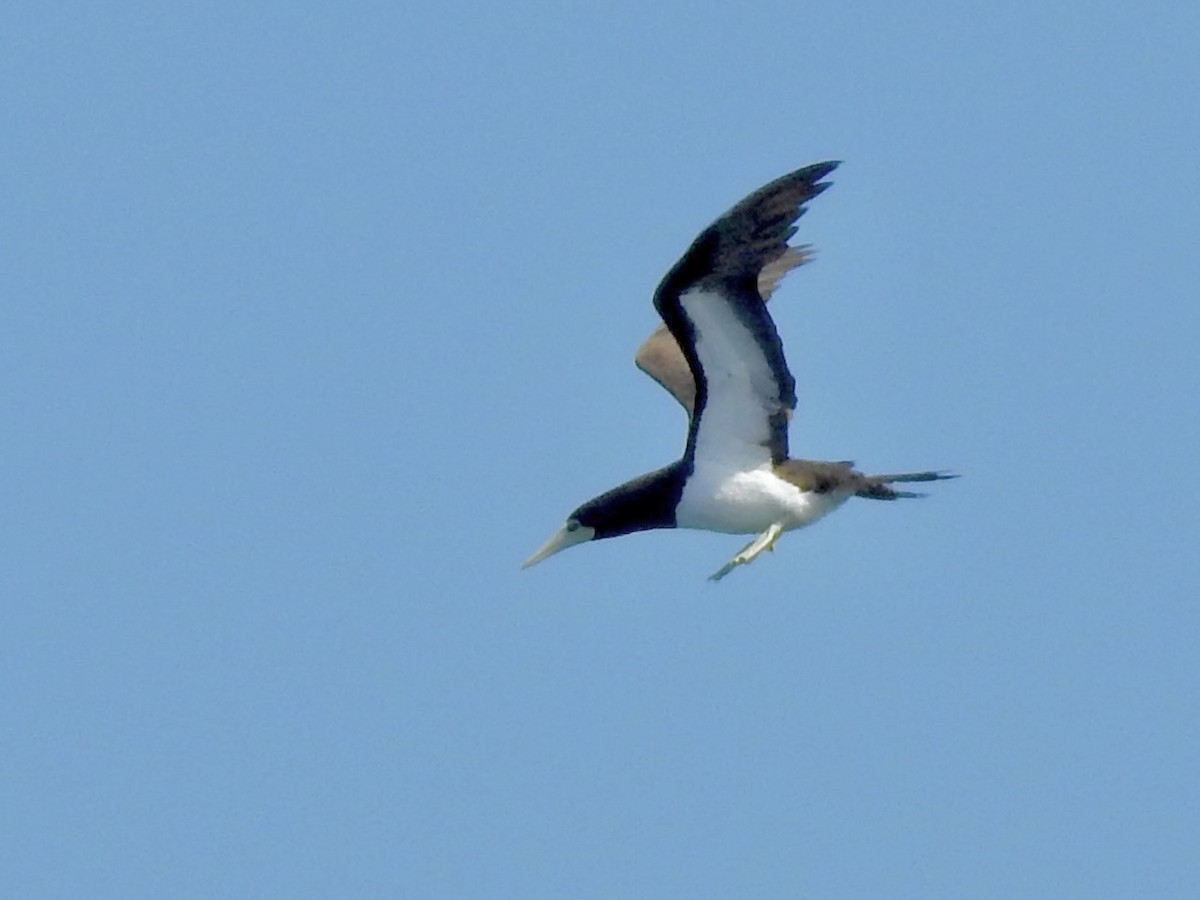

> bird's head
[522,468,682,569]
[521,493,635,569]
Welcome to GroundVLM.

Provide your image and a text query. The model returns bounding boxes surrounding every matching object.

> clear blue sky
[4,2,1198,897]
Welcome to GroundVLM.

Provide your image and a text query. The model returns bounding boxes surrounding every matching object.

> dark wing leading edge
[650,161,839,470]
[635,244,813,415]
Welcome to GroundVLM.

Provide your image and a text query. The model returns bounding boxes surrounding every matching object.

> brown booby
[524,162,955,580]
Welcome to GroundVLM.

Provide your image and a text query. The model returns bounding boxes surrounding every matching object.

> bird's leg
[708,522,786,582]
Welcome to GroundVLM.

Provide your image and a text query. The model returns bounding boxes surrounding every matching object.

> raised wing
[635,245,812,415]
[650,161,838,469]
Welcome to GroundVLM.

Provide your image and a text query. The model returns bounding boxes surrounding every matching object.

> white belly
[675,464,852,534]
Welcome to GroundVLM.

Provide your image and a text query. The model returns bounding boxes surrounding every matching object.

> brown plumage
[524,161,956,580]
[773,460,946,499]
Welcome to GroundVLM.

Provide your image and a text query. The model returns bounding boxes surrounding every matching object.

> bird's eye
[566,521,580,532]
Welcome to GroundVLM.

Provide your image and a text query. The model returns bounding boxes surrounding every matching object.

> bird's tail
[856,470,959,500]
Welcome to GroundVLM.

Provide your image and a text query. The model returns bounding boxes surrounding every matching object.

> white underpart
[673,285,850,535]
[676,286,785,473]
[677,463,852,534]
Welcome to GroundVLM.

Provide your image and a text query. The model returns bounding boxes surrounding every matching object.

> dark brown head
[522,463,686,569]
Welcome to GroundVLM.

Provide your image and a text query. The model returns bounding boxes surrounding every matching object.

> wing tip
[806,159,841,180]
[798,160,840,195]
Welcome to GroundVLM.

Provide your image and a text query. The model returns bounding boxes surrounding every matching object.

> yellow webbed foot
[708,523,785,582]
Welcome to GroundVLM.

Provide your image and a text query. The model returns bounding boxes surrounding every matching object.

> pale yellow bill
[522,523,595,569]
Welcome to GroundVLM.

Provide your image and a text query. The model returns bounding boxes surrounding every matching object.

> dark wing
[634,244,812,415]
[650,161,838,469]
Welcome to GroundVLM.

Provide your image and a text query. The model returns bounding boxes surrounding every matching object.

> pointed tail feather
[856,470,959,500]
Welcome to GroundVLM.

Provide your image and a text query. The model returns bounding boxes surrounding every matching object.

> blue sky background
[4,2,1199,897]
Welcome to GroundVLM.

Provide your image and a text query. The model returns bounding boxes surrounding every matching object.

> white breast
[676,463,852,535]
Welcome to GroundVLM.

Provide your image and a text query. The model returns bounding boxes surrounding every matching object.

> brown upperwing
[772,458,864,494]
[633,245,812,415]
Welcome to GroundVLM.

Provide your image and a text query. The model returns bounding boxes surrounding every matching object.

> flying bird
[524,162,955,581]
